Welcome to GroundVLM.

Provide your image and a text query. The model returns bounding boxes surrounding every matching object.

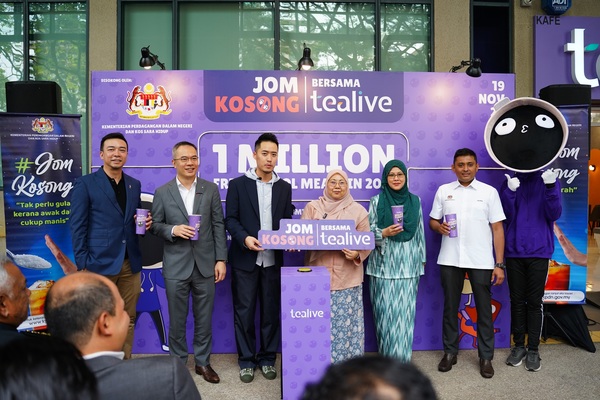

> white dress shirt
[429,178,505,269]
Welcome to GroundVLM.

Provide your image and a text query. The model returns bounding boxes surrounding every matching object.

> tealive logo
[308,78,393,114]
[289,308,325,319]
[214,76,393,114]
[564,28,600,88]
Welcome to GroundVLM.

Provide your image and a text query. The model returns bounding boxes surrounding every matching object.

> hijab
[311,169,355,220]
[376,159,421,242]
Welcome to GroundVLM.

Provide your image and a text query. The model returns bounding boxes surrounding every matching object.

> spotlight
[297,43,314,71]
[449,58,482,77]
[589,165,596,172]
[139,46,165,70]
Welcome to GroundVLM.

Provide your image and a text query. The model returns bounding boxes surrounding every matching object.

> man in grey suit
[150,141,227,384]
[45,271,201,400]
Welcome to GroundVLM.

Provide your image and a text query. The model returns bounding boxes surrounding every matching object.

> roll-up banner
[1,113,81,330]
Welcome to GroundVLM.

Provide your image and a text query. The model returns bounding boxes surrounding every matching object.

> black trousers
[440,265,495,360]
[231,265,281,369]
[506,257,548,351]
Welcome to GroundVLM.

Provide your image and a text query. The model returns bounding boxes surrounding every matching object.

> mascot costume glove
[504,174,520,192]
[542,168,558,186]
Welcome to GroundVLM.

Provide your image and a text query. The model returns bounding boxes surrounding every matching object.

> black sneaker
[505,346,527,366]
[525,351,541,372]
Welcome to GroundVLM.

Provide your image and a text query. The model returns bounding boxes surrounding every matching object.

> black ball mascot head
[485,97,568,172]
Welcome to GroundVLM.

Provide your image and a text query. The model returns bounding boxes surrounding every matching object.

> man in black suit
[225,133,294,383]
[45,271,201,400]
[0,258,30,348]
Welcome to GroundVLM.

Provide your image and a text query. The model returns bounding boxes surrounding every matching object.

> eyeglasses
[174,156,199,163]
[328,180,347,187]
[387,173,405,179]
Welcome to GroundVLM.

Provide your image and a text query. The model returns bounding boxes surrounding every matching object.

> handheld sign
[259,219,375,250]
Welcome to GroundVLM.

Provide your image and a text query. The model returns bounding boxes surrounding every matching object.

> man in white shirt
[45,271,201,400]
[429,148,505,379]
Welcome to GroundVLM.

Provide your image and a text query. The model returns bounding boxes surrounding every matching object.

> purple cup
[445,213,458,238]
[189,214,201,241]
[391,205,404,228]
[135,209,149,235]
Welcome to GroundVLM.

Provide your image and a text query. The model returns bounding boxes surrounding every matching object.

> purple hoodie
[499,171,562,258]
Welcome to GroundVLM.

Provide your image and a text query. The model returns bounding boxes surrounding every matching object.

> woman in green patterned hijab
[376,159,421,241]
[367,159,426,362]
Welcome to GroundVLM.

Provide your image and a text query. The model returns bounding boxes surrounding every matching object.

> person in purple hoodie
[487,97,568,373]
[500,170,562,372]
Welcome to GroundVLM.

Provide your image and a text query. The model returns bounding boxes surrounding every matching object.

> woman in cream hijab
[301,169,371,363]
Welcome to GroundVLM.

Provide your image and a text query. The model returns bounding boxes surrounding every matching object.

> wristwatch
[494,262,506,270]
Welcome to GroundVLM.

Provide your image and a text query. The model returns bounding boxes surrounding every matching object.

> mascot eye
[494,118,516,136]
[535,114,555,129]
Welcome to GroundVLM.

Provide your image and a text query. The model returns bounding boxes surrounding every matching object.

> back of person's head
[0,257,30,327]
[0,334,98,400]
[301,355,438,400]
[45,272,117,350]
[255,132,279,151]
[0,256,17,293]
[0,259,12,297]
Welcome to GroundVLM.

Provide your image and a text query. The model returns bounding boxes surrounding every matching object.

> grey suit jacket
[85,355,201,399]
[150,178,227,280]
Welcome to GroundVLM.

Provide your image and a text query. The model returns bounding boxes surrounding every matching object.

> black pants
[440,265,494,360]
[506,257,548,351]
[231,265,281,369]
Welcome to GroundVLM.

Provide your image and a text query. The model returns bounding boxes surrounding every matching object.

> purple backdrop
[91,70,515,354]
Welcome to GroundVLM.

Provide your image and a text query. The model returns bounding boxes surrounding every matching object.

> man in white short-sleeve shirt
[429,148,505,379]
